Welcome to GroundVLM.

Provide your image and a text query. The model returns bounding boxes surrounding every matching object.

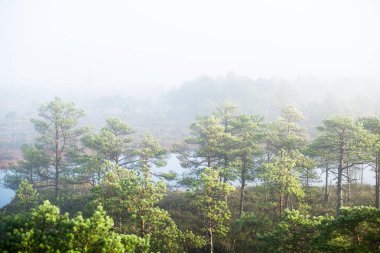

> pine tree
[266,106,307,156]
[230,114,265,217]
[261,150,305,214]
[192,168,234,253]
[11,97,87,197]
[311,116,373,215]
[82,117,134,166]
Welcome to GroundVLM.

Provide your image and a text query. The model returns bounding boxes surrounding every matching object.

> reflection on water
[0,170,15,208]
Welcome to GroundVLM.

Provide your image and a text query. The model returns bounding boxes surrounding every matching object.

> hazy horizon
[1,0,380,97]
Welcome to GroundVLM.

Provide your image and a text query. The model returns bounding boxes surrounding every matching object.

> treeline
[2,75,380,152]
[1,97,380,252]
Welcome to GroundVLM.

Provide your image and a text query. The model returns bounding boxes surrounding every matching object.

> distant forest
[1,75,379,157]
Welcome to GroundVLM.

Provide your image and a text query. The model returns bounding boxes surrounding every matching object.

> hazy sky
[1,0,379,94]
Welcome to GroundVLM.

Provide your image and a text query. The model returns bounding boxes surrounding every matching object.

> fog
[1,0,380,98]
[1,0,380,142]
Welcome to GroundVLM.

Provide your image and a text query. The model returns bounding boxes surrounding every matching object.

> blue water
[151,153,186,187]
[0,170,15,208]
[152,154,378,187]
[0,155,376,209]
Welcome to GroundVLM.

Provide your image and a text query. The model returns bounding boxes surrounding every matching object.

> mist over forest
[1,74,380,150]
[1,1,380,252]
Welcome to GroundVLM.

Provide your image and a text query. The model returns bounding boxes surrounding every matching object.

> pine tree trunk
[239,160,246,218]
[54,170,59,198]
[207,218,214,253]
[376,155,380,208]
[284,193,289,209]
[324,165,329,206]
[306,168,310,203]
[140,219,145,237]
[207,138,211,168]
[239,177,245,218]
[336,146,344,216]
[347,167,351,203]
[54,126,60,198]
[361,164,364,184]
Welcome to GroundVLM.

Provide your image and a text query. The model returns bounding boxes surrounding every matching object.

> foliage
[259,207,380,253]
[29,97,87,197]
[314,206,380,253]
[229,212,273,253]
[260,150,305,213]
[266,105,307,154]
[229,114,265,217]
[3,97,380,253]
[82,117,134,166]
[176,116,226,175]
[191,167,235,253]
[3,180,40,214]
[128,132,167,170]
[259,210,330,253]
[0,200,149,253]
[3,144,50,190]
[311,116,374,214]
[91,167,203,252]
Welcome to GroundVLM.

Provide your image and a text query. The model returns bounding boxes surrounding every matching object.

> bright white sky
[0,0,379,93]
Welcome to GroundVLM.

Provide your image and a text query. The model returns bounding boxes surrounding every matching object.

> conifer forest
[1,1,380,252]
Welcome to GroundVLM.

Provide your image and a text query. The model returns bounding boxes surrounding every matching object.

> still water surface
[0,170,15,208]
[0,154,376,208]
[0,154,184,208]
